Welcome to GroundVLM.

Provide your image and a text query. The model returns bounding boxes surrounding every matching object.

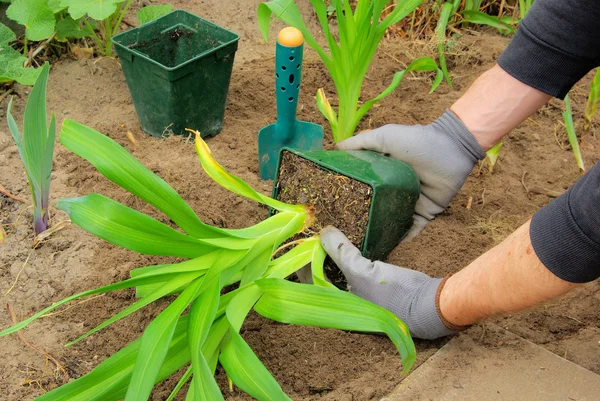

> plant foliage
[6,62,55,236]
[258,0,442,142]
[0,120,416,400]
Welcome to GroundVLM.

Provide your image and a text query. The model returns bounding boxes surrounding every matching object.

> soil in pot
[276,150,372,289]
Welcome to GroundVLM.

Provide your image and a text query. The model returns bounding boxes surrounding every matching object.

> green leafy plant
[485,141,502,172]
[563,94,585,173]
[7,62,56,236]
[6,0,56,46]
[0,22,42,84]
[435,0,515,86]
[136,4,174,26]
[518,0,534,19]
[258,0,442,142]
[60,0,133,56]
[584,68,600,133]
[0,121,416,400]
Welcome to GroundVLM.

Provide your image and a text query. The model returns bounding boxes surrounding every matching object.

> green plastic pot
[273,148,420,261]
[112,10,240,138]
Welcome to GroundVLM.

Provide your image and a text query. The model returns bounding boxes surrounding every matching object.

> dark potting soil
[276,151,373,289]
[128,27,220,68]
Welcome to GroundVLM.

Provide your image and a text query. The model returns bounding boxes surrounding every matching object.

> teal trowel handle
[275,40,303,137]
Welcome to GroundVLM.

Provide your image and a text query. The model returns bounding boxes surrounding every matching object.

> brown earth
[1,0,599,400]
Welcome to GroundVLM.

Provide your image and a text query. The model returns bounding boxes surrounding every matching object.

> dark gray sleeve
[497,0,600,99]
[530,163,600,283]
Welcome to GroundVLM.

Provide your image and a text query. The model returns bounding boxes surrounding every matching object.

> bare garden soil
[1,1,599,400]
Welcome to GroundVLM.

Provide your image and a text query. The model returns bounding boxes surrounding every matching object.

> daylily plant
[1,120,415,400]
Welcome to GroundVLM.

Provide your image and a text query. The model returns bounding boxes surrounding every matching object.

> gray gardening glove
[339,109,485,240]
[321,226,466,340]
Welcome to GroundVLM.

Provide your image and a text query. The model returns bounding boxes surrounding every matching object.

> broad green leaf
[136,4,173,25]
[0,49,41,84]
[6,0,55,41]
[48,0,67,13]
[60,0,124,20]
[125,276,205,401]
[57,194,217,258]
[460,10,516,34]
[0,22,15,46]
[436,2,453,87]
[60,119,223,239]
[254,278,416,372]
[35,315,191,401]
[188,278,224,400]
[194,132,305,214]
[56,16,94,41]
[220,330,291,401]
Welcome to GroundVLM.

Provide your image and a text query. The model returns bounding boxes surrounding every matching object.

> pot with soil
[112,10,239,138]
[274,148,420,289]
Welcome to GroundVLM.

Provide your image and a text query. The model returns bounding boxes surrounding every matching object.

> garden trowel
[258,27,324,180]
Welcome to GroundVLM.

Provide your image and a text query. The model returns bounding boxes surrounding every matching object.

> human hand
[320,226,463,340]
[338,110,485,240]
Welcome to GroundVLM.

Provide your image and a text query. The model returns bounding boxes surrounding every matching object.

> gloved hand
[338,109,485,240]
[320,226,467,340]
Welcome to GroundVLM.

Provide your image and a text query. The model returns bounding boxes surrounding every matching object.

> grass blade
[460,10,516,34]
[584,68,600,132]
[354,57,442,127]
[563,95,585,172]
[436,2,453,87]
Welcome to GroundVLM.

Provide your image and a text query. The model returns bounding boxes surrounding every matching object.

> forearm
[450,65,551,151]
[439,220,577,327]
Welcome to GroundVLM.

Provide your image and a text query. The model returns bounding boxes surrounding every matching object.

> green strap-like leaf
[194,133,305,214]
[66,271,205,347]
[23,62,51,198]
[60,119,224,239]
[460,10,516,34]
[436,2,453,87]
[35,315,191,401]
[57,194,218,258]
[125,276,205,401]
[257,0,333,69]
[254,278,416,373]
[188,278,224,400]
[353,57,442,128]
[220,329,291,401]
